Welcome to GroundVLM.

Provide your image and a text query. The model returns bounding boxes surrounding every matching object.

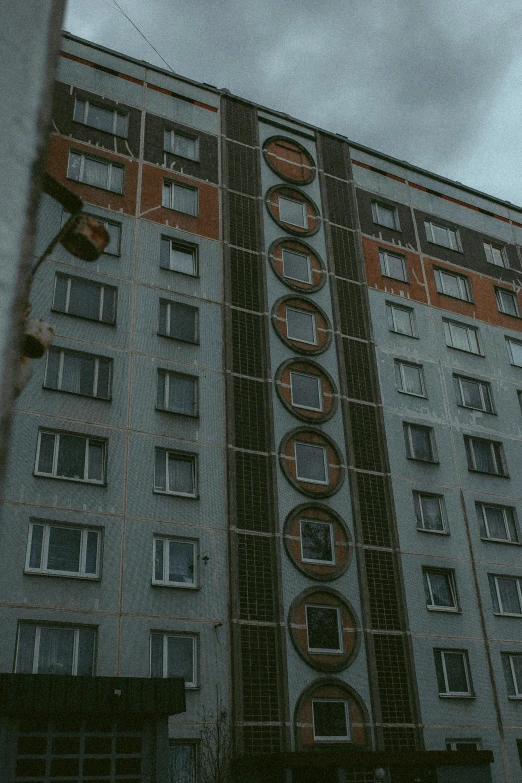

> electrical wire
[102,0,176,73]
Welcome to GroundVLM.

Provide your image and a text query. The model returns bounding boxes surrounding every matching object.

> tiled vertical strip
[317,133,423,751]
[221,97,288,756]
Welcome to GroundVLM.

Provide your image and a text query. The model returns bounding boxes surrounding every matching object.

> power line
[102,0,176,73]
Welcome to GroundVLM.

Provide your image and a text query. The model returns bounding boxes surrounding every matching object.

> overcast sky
[64,0,522,206]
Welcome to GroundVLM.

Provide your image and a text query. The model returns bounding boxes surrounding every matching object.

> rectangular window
[395,360,425,396]
[465,436,507,476]
[404,423,437,462]
[67,151,124,193]
[423,569,458,611]
[153,538,197,587]
[53,274,117,324]
[15,623,96,675]
[379,249,408,281]
[35,430,106,484]
[157,370,197,416]
[490,575,522,615]
[162,181,198,216]
[507,337,522,367]
[434,649,473,696]
[484,242,507,268]
[434,268,472,301]
[294,442,328,484]
[312,700,350,741]
[453,375,493,413]
[290,372,322,411]
[300,519,335,564]
[169,742,197,783]
[414,492,446,533]
[446,740,480,751]
[150,632,196,687]
[154,449,197,497]
[387,302,416,337]
[477,503,518,542]
[286,307,317,344]
[425,220,461,251]
[74,98,128,137]
[26,521,100,578]
[443,319,481,354]
[502,653,522,697]
[282,248,312,283]
[61,210,122,256]
[159,300,198,343]
[372,201,400,230]
[306,606,342,653]
[278,196,307,227]
[160,237,198,276]
[44,347,112,400]
[164,129,199,160]
[496,288,520,317]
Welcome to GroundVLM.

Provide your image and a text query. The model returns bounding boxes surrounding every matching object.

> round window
[294,679,369,749]
[283,502,351,580]
[265,185,320,236]
[271,296,332,355]
[263,136,316,184]
[275,358,337,423]
[279,427,344,498]
[268,238,325,293]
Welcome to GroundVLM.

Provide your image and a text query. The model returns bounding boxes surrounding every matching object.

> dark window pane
[96,359,111,399]
[166,636,194,683]
[155,538,164,581]
[69,279,101,320]
[282,249,311,282]
[306,606,341,650]
[155,449,167,491]
[85,531,99,574]
[29,524,44,568]
[45,349,60,388]
[101,287,116,324]
[61,353,95,395]
[290,372,321,409]
[150,634,163,677]
[167,455,194,494]
[169,302,197,342]
[56,434,86,479]
[47,526,82,571]
[104,221,121,254]
[87,103,114,133]
[169,541,195,584]
[169,744,196,783]
[409,426,432,461]
[73,99,85,122]
[168,375,196,415]
[38,627,75,674]
[77,628,95,675]
[16,625,36,673]
[444,652,469,693]
[313,701,348,738]
[419,496,444,531]
[38,432,55,473]
[295,442,327,482]
[286,308,316,343]
[87,441,104,482]
[301,520,333,562]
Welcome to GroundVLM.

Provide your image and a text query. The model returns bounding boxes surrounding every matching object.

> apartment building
[2,30,522,783]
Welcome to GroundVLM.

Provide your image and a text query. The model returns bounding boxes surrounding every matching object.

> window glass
[164,130,199,160]
[424,571,457,609]
[443,652,470,693]
[444,320,480,354]
[56,434,86,480]
[395,361,424,396]
[497,289,519,317]
[379,250,407,281]
[426,221,460,250]
[27,523,100,577]
[484,242,506,267]
[155,449,196,496]
[157,371,197,415]
[312,700,349,740]
[290,372,322,410]
[435,269,471,301]
[455,376,492,412]
[286,307,316,344]
[160,238,197,275]
[306,606,341,651]
[169,744,196,783]
[154,538,196,586]
[162,182,198,215]
[282,248,312,283]
[493,576,522,614]
[159,300,198,342]
[478,504,518,542]
[387,303,415,336]
[47,527,82,572]
[300,520,334,563]
[16,625,95,676]
[466,437,505,475]
[405,424,434,461]
[45,348,112,400]
[167,636,194,682]
[295,442,327,483]
[415,493,445,532]
[372,202,398,230]
[502,654,522,697]
[507,338,522,366]
[279,196,306,227]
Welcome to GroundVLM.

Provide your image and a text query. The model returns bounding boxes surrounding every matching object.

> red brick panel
[263,136,316,184]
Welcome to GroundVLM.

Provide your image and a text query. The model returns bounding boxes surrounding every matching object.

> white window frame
[371,201,400,230]
[294,441,329,485]
[306,605,343,653]
[25,521,101,579]
[386,302,416,337]
[477,503,518,543]
[404,423,437,462]
[379,249,408,281]
[150,632,197,687]
[278,196,307,228]
[163,128,199,161]
[395,360,425,397]
[434,268,472,301]
[44,347,112,400]
[157,370,198,416]
[53,274,117,324]
[414,492,447,533]
[162,180,199,216]
[491,575,522,616]
[496,288,520,317]
[453,375,493,413]
[436,649,473,697]
[154,448,197,497]
[160,236,198,276]
[484,241,507,268]
[67,150,124,193]
[504,654,522,697]
[300,519,335,564]
[34,431,106,484]
[312,699,351,742]
[286,307,318,345]
[15,624,96,675]
[73,97,128,137]
[152,537,197,588]
[289,371,323,412]
[425,220,461,251]
[424,569,459,612]
[281,247,312,284]
[465,436,507,476]
[507,337,522,367]
[443,319,481,355]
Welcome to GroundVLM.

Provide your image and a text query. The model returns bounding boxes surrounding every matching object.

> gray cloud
[64,0,522,203]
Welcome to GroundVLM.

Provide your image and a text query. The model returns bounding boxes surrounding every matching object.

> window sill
[72,119,128,140]
[164,150,200,163]
[159,267,199,279]
[152,581,198,590]
[161,205,199,218]
[155,406,198,419]
[480,537,520,546]
[427,607,461,613]
[468,469,509,478]
[25,570,101,581]
[33,473,106,487]
[438,694,475,699]
[153,489,198,500]
[498,310,522,319]
[507,695,522,700]
[382,274,409,284]
[417,528,449,535]
[374,222,400,232]
[66,174,123,196]
[493,612,522,619]
[51,308,116,327]
[398,390,427,399]
[436,291,473,304]
[157,332,199,345]
[406,457,439,465]
[42,386,112,402]
[457,403,495,415]
[446,345,483,357]
[427,240,462,253]
[389,330,418,339]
